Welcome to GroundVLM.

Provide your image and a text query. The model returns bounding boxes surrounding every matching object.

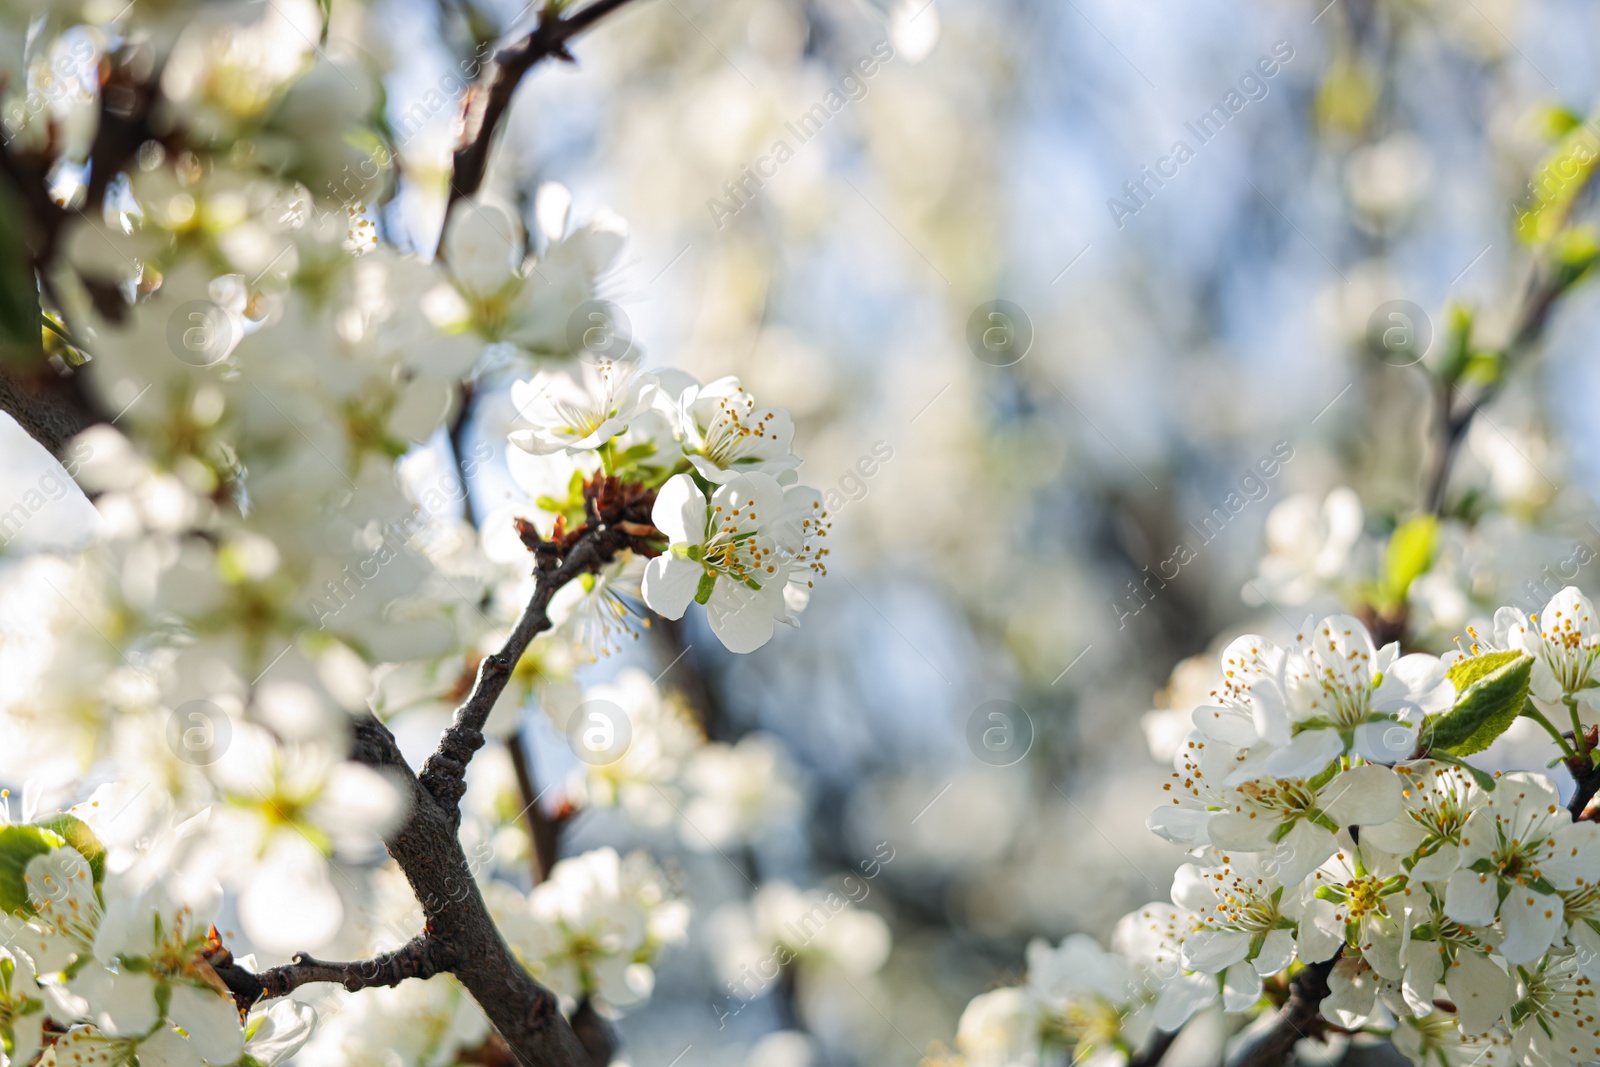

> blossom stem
[1566,695,1589,759]
[1522,701,1579,760]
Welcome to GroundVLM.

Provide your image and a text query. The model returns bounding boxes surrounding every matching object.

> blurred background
[37,0,1600,1062]
[362,0,1600,1062]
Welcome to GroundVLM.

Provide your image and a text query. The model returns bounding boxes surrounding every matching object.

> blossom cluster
[496,346,831,654]
[942,586,1600,1067]
[0,0,842,1057]
[488,847,689,1010]
[0,807,313,1067]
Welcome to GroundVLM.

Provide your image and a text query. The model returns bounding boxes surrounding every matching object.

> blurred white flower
[508,361,656,456]
[1246,488,1365,606]
[680,733,803,849]
[492,848,687,1010]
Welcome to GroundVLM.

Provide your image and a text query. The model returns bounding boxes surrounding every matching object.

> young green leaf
[1422,651,1532,757]
[1381,515,1438,607]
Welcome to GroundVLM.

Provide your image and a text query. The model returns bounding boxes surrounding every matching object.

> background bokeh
[11,0,1600,1063]
[359,0,1600,1062]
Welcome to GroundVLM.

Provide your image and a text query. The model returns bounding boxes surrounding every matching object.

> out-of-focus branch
[438,0,644,255]
[507,730,568,883]
[1223,954,1339,1067]
[1426,268,1566,515]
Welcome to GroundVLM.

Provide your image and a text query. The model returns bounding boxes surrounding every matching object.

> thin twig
[438,0,644,256]
[216,936,456,1005]
[418,532,606,816]
[1426,268,1564,515]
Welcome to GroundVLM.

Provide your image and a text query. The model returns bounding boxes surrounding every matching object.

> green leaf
[1437,305,1475,384]
[0,825,67,915]
[33,814,105,887]
[1517,121,1600,245]
[1536,104,1585,140]
[1381,516,1439,606]
[1422,652,1533,757]
[694,571,717,605]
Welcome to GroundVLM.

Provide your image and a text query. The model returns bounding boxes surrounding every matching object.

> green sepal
[694,572,717,605]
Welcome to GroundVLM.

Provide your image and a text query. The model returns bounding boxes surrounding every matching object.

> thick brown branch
[438,0,644,255]
[1224,955,1339,1067]
[347,714,596,1066]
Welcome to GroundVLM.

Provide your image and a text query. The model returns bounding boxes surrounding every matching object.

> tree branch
[1426,268,1564,516]
[438,0,644,255]
[507,731,567,883]
[418,530,606,816]
[1223,954,1339,1067]
[420,475,660,817]
[1567,727,1600,821]
[216,936,456,1004]
[1127,1026,1179,1067]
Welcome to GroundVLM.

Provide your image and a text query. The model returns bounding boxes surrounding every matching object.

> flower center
[700,393,775,468]
[1238,778,1319,816]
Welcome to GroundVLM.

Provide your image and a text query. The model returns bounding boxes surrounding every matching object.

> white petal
[1497,887,1561,964]
[167,984,245,1065]
[1206,810,1278,851]
[706,581,780,653]
[1253,929,1295,976]
[1153,972,1217,1030]
[1317,765,1402,826]
[1191,704,1260,746]
[444,202,521,294]
[1263,729,1345,778]
[1224,961,1263,1011]
[1444,951,1511,1035]
[1401,940,1443,1016]
[642,556,701,621]
[1181,928,1250,973]
[1353,719,1418,764]
[1272,819,1338,886]
[650,474,705,545]
[1295,896,1345,964]
[1443,870,1499,927]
